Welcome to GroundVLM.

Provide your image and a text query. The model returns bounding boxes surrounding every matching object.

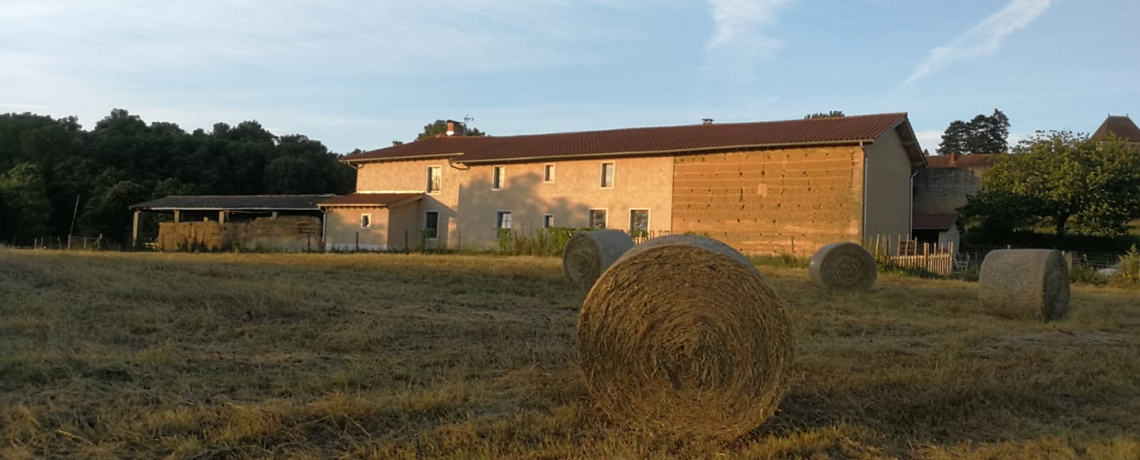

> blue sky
[1,0,1137,154]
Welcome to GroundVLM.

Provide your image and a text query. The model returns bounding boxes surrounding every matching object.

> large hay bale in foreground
[808,242,877,291]
[578,235,794,438]
[978,249,1070,321]
[561,230,635,290]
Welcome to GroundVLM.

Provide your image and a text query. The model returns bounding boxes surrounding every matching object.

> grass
[1,249,1139,459]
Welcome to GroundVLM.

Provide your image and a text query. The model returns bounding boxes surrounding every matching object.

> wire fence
[960,244,1124,274]
[31,235,108,251]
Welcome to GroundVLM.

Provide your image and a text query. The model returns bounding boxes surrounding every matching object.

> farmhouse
[325,113,926,256]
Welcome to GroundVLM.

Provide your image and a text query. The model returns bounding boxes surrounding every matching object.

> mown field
[1,249,1139,460]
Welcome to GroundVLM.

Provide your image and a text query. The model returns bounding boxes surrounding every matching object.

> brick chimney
[949,150,958,167]
[446,121,456,136]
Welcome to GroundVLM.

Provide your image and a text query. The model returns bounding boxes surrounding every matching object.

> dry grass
[1,249,1138,459]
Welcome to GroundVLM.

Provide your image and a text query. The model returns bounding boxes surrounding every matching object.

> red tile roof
[317,193,422,208]
[1092,115,1140,143]
[130,195,330,211]
[924,153,997,169]
[913,213,959,231]
[346,113,916,164]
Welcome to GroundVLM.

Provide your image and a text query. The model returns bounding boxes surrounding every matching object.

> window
[427,166,442,194]
[630,209,649,237]
[495,211,512,239]
[424,211,439,239]
[492,166,505,190]
[543,214,555,229]
[360,213,371,229]
[589,209,607,229]
[600,162,615,188]
[543,164,555,183]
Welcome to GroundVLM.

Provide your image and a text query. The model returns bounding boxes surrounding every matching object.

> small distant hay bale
[561,230,635,290]
[808,242,878,291]
[577,235,794,439]
[978,249,1070,321]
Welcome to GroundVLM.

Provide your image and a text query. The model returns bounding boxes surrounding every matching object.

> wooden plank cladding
[672,147,864,257]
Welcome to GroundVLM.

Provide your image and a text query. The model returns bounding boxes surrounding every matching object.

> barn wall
[671,146,865,257]
[863,128,915,245]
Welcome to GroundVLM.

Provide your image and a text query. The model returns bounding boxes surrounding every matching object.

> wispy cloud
[705,0,793,67]
[904,0,1054,85]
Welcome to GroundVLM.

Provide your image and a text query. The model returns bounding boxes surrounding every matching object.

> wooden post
[271,211,279,219]
[173,209,181,223]
[218,211,226,226]
[131,210,141,246]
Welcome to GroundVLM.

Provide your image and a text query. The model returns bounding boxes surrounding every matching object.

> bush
[497,227,592,256]
[1108,245,1140,287]
[1070,264,1108,286]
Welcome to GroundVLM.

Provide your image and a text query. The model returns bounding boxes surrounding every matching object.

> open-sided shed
[128,195,333,249]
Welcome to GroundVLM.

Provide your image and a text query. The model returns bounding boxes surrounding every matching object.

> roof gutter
[342,152,464,165]
[454,139,878,165]
[317,195,424,209]
[130,207,321,211]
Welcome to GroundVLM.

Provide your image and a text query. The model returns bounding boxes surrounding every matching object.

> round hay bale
[578,235,794,438]
[978,249,1070,321]
[808,242,877,291]
[561,230,635,290]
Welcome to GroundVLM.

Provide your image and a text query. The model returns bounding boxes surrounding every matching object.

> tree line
[0,109,356,246]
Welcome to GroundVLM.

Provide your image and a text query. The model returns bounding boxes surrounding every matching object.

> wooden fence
[866,234,957,276]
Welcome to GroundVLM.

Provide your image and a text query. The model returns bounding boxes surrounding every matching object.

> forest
[0,109,356,246]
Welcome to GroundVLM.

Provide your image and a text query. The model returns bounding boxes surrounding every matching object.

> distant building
[911,213,961,250]
[1092,114,1140,149]
[912,151,997,215]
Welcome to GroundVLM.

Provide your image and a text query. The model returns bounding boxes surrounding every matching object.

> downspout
[860,141,867,242]
[909,168,919,239]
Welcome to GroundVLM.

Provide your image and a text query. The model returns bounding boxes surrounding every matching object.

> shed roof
[1092,115,1140,143]
[316,193,423,208]
[346,113,925,166]
[130,195,332,211]
[913,213,959,231]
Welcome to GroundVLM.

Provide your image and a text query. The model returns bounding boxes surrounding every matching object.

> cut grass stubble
[1,249,1138,459]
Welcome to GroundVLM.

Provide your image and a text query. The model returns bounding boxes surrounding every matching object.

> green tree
[414,119,486,141]
[804,111,845,119]
[961,131,1140,239]
[0,163,52,244]
[79,180,150,242]
[937,109,1010,155]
